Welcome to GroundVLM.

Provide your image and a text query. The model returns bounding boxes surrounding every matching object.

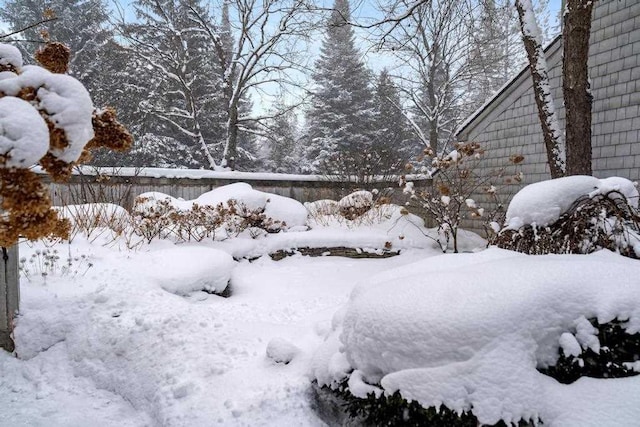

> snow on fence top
[32,165,431,183]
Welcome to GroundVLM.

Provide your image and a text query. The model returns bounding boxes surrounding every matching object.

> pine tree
[305,0,378,181]
[0,0,117,107]
[372,70,412,174]
[122,0,226,169]
[265,108,300,173]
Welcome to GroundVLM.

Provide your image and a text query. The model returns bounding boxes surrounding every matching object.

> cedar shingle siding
[456,0,640,232]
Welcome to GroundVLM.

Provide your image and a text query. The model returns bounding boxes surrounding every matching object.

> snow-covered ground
[1,233,443,426]
[3,177,640,426]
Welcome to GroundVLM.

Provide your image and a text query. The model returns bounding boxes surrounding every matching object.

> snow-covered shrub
[311,249,640,425]
[0,42,131,246]
[316,379,535,427]
[338,190,374,220]
[495,176,640,258]
[306,193,399,228]
[56,203,131,242]
[540,317,640,384]
[403,142,523,252]
[131,184,303,243]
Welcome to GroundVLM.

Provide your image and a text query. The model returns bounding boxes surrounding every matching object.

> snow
[266,337,300,364]
[311,248,640,425]
[137,246,235,295]
[0,97,50,167]
[3,180,639,425]
[0,57,95,164]
[5,235,434,426]
[0,44,22,70]
[505,175,639,229]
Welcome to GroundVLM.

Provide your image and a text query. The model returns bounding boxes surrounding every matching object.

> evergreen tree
[264,107,300,173]
[305,0,378,181]
[122,0,226,169]
[372,70,412,174]
[0,0,117,107]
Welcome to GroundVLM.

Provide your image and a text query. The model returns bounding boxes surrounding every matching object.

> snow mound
[136,183,307,229]
[312,248,640,425]
[0,44,22,70]
[266,338,300,364]
[139,247,235,295]
[505,176,639,230]
[0,97,49,167]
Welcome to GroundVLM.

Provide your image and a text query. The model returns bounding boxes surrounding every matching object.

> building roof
[455,34,562,140]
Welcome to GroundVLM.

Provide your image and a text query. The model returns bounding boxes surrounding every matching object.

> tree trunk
[225,105,239,170]
[515,0,566,178]
[563,0,594,176]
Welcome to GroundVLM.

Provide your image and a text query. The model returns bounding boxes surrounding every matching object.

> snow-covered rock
[139,246,235,295]
[266,338,300,364]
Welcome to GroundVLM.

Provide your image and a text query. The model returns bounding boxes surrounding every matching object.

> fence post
[0,245,19,352]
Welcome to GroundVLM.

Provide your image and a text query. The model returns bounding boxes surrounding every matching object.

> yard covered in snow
[1,177,640,426]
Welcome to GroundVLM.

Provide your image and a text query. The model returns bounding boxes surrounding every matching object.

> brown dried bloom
[0,168,69,246]
[39,153,74,181]
[510,154,525,164]
[35,42,70,74]
[86,107,134,152]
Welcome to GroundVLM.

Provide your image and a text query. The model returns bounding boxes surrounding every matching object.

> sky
[0,0,564,113]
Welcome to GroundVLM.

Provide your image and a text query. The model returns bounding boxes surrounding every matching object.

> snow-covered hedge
[311,248,640,425]
[132,183,308,242]
[496,176,640,257]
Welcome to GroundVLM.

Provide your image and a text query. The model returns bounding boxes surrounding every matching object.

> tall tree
[515,0,566,178]
[304,0,378,181]
[189,0,313,170]
[563,0,594,176]
[121,0,225,169]
[379,0,473,155]
[373,70,412,174]
[0,0,116,107]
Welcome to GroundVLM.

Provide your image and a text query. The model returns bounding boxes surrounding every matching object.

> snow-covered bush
[306,191,400,228]
[132,184,307,243]
[540,317,640,384]
[338,190,373,220]
[495,176,640,258]
[56,203,131,242]
[403,142,524,252]
[0,42,131,246]
[311,248,640,425]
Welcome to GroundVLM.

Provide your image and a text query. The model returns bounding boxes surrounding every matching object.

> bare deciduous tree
[515,0,566,178]
[189,0,315,170]
[563,0,594,176]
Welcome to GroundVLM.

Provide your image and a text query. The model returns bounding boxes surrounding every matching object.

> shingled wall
[456,0,640,232]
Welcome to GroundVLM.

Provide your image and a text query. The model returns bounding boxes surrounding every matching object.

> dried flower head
[35,42,70,73]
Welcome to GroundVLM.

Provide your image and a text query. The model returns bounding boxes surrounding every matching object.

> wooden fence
[42,168,431,210]
[0,246,19,352]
